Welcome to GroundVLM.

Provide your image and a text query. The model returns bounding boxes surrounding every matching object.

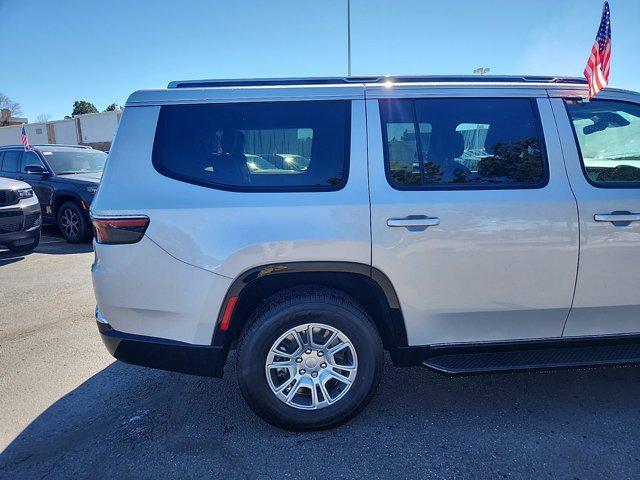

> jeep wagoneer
[91,76,640,430]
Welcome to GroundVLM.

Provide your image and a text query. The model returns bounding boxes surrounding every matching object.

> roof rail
[0,144,92,150]
[167,75,588,89]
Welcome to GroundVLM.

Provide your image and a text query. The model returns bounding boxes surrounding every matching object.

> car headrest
[220,129,246,155]
[232,130,245,155]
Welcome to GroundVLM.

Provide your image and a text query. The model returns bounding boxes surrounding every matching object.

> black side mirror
[24,165,46,174]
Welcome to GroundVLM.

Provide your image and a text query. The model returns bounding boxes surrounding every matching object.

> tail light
[91,216,149,244]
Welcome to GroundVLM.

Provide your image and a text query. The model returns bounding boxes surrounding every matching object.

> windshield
[41,150,107,175]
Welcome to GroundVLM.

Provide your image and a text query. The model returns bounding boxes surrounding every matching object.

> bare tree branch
[0,93,22,116]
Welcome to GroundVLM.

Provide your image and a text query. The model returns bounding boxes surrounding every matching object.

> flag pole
[347,0,352,77]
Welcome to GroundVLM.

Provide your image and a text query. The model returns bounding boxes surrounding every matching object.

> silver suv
[91,76,640,430]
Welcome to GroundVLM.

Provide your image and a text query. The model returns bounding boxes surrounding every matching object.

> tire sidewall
[237,299,382,430]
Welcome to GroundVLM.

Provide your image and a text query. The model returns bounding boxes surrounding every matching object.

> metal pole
[347,0,352,76]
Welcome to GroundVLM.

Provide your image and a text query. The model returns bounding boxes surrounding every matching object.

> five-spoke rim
[60,208,79,239]
[265,323,358,410]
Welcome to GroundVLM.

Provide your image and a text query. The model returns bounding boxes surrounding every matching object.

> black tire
[57,201,91,243]
[236,286,384,431]
[7,232,40,253]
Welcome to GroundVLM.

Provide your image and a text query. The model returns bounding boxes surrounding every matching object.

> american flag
[584,1,611,98]
[20,125,31,151]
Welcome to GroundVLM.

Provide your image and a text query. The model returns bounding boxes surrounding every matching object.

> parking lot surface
[1,231,639,479]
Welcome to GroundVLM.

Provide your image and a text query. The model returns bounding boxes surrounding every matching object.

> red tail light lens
[92,217,149,244]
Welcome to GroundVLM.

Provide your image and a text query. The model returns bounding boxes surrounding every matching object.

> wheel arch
[52,191,84,217]
[213,262,408,358]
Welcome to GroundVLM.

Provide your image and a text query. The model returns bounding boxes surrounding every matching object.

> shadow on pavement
[36,238,93,255]
[0,227,91,261]
[36,227,93,255]
[0,254,24,267]
[1,356,639,478]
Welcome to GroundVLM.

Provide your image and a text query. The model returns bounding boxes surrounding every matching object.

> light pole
[347,0,352,77]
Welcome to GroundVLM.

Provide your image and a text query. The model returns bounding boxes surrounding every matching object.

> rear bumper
[97,320,226,378]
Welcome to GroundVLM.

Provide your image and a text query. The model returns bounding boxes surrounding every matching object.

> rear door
[552,94,640,337]
[367,88,579,346]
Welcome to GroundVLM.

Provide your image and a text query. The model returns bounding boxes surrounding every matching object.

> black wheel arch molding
[52,190,89,212]
[212,261,409,363]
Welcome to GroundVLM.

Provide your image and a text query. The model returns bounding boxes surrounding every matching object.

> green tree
[104,103,121,112]
[71,100,98,116]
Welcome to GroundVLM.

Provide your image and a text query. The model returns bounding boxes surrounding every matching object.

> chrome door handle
[594,213,640,222]
[387,216,440,228]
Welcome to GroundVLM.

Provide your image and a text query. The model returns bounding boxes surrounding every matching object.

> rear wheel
[57,201,90,243]
[236,286,384,431]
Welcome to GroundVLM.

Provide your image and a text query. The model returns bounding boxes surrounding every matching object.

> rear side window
[565,99,640,187]
[1,151,21,173]
[380,98,547,189]
[153,101,351,191]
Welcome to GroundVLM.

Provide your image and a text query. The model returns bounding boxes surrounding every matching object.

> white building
[0,110,123,151]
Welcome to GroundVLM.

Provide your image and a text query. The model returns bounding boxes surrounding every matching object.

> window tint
[1,151,21,173]
[566,99,640,186]
[381,98,546,188]
[20,151,45,172]
[153,101,350,191]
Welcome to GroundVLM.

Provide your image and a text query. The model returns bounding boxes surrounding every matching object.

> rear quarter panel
[92,99,371,280]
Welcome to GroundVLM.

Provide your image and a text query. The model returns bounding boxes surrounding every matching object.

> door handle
[387,216,440,228]
[594,213,640,223]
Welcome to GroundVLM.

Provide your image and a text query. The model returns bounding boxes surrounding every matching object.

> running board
[423,341,640,374]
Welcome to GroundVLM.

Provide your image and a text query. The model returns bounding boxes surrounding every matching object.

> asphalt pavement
[1,231,639,479]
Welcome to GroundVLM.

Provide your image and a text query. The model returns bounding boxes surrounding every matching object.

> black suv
[0,145,107,243]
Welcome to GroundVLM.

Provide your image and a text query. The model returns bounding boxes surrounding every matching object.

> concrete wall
[0,123,49,145]
[0,110,122,151]
[52,119,78,145]
[77,111,120,144]
[0,124,20,145]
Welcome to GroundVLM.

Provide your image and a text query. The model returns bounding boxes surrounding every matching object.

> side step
[423,341,640,374]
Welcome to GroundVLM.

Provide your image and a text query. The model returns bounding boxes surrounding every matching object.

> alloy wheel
[265,323,358,410]
[60,208,80,240]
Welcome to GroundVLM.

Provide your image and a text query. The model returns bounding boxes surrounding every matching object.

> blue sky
[1,0,638,121]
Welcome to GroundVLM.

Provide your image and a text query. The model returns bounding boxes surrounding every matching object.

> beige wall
[0,110,122,151]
